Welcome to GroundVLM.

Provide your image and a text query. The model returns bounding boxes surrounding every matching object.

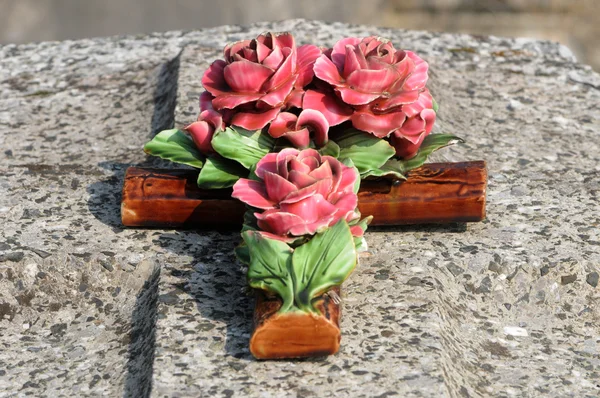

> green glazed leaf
[318,140,340,158]
[143,129,205,169]
[432,97,439,113]
[335,128,395,174]
[211,126,275,169]
[241,210,258,233]
[361,158,407,180]
[291,220,357,313]
[243,231,295,313]
[349,216,372,253]
[353,236,368,253]
[235,243,251,265]
[396,133,464,174]
[197,156,248,189]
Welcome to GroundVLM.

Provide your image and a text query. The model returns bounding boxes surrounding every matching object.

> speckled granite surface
[1,19,599,397]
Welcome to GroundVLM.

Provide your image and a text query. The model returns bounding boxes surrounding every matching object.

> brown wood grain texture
[250,287,341,359]
[121,161,487,228]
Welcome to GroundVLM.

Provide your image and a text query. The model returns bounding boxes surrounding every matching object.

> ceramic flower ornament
[141,32,464,359]
[305,36,438,159]
[201,32,321,131]
[232,148,363,240]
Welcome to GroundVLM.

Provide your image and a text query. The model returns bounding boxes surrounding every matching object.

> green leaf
[235,243,250,265]
[335,128,395,174]
[432,97,439,113]
[243,231,295,313]
[396,133,464,174]
[361,158,407,180]
[211,126,275,168]
[241,210,258,232]
[354,236,368,253]
[291,220,357,313]
[318,140,340,158]
[197,156,248,189]
[143,129,205,168]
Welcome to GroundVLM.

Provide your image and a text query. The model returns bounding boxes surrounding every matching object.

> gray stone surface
[1,19,599,397]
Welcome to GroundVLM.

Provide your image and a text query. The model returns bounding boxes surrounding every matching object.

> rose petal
[273,32,295,50]
[335,86,381,106]
[371,90,420,112]
[201,60,229,96]
[242,48,258,63]
[263,171,298,202]
[308,160,332,180]
[231,179,276,210]
[288,216,336,236]
[185,120,215,154]
[199,91,215,113]
[289,158,311,174]
[343,45,368,77]
[255,40,272,62]
[281,178,332,204]
[296,109,329,147]
[297,148,320,161]
[397,115,426,138]
[403,51,429,91]
[300,155,319,171]
[295,44,322,88]
[255,152,279,179]
[230,107,281,130]
[262,46,284,70]
[345,67,399,95]
[267,112,298,138]
[199,109,223,130]
[211,93,263,110]
[329,193,358,220]
[223,59,274,93]
[323,155,344,192]
[350,225,365,237]
[285,128,311,148]
[302,90,352,127]
[331,37,362,70]
[335,165,358,194]
[256,211,305,236]
[276,148,300,179]
[288,170,317,189]
[350,109,407,138]
[313,55,344,86]
[262,47,296,92]
[402,88,433,117]
[280,194,337,224]
[390,131,426,159]
[361,37,383,56]
[286,89,304,108]
[224,40,251,61]
[421,109,436,134]
[258,77,296,107]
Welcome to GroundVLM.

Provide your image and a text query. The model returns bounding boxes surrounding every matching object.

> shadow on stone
[155,231,255,360]
[149,50,181,137]
[87,50,183,229]
[123,262,161,398]
[87,161,132,231]
[368,222,469,234]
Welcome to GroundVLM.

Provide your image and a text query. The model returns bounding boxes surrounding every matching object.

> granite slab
[1,19,599,397]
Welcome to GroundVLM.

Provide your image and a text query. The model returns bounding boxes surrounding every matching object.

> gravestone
[1,20,599,397]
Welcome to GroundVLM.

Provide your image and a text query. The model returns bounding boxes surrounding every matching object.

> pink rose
[201,32,321,131]
[305,36,436,158]
[232,148,360,240]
